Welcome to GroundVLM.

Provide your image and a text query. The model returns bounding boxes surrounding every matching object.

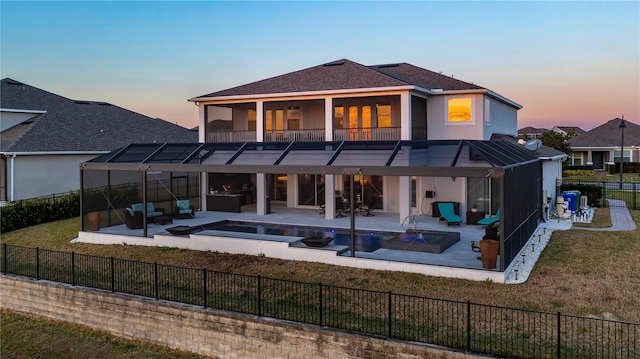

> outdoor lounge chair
[437,202,462,226]
[124,208,143,229]
[361,195,379,217]
[478,208,500,226]
[173,199,195,219]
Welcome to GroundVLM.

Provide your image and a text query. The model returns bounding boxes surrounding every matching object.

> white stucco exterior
[2,153,102,200]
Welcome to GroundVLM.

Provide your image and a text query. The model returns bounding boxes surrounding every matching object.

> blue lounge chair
[437,202,462,226]
[478,208,500,226]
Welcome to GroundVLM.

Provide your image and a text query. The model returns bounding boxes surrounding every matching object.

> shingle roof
[192,59,487,99]
[1,78,197,152]
[491,133,567,159]
[518,126,548,134]
[569,118,640,148]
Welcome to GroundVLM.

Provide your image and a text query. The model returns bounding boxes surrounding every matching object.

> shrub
[1,191,80,233]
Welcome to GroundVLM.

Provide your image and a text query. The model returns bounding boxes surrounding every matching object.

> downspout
[10,155,16,201]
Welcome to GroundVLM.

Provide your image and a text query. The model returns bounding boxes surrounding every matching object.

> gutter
[188,85,416,102]
[0,108,47,114]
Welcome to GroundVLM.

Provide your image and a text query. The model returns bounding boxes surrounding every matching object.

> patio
[76,202,549,283]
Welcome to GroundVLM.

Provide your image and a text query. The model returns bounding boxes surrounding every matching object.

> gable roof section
[1,78,197,153]
[191,59,490,100]
[569,118,640,148]
[368,63,484,91]
[553,126,586,136]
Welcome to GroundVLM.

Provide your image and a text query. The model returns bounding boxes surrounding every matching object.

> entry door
[348,105,372,140]
[592,152,604,170]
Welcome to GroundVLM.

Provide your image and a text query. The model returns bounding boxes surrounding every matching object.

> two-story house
[188,59,524,223]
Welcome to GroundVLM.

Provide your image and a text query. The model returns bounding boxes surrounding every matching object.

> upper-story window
[287,107,300,130]
[248,109,256,131]
[334,106,344,128]
[265,109,284,131]
[377,104,391,128]
[447,97,473,124]
[484,99,490,125]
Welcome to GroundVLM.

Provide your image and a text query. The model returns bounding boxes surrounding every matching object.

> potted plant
[471,202,478,213]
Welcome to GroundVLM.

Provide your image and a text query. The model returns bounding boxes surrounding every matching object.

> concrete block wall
[1,275,482,359]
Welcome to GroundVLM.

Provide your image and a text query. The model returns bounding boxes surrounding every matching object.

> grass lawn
[0,309,211,359]
[2,211,639,324]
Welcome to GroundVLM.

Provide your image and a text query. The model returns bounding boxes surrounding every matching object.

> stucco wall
[7,154,99,200]
[482,96,518,139]
[1,275,481,359]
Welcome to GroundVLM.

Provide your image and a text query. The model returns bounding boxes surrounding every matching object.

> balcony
[205,127,401,143]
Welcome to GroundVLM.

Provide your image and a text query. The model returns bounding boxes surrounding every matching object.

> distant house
[568,118,640,170]
[517,126,547,140]
[551,126,586,137]
[0,78,198,202]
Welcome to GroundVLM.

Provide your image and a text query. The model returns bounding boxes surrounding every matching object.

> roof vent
[5,80,24,86]
[97,102,112,106]
[74,101,91,105]
[376,63,399,69]
[323,60,345,67]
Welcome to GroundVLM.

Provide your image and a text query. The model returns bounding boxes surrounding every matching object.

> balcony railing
[206,131,256,143]
[333,127,401,141]
[206,127,401,143]
[264,129,325,142]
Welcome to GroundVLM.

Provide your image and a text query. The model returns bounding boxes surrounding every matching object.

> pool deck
[76,203,559,283]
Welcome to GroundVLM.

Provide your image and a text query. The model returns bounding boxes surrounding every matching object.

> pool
[189,220,459,254]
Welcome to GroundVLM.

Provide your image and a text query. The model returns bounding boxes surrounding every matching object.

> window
[287,107,300,130]
[614,150,630,163]
[334,106,344,128]
[447,97,473,123]
[571,153,582,165]
[377,104,392,128]
[248,109,256,131]
[484,99,490,125]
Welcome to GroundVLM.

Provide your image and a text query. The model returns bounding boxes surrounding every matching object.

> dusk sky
[1,1,638,131]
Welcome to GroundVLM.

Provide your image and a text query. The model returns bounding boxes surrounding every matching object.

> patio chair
[478,208,500,226]
[361,195,379,217]
[173,199,195,219]
[123,208,143,229]
[437,202,462,226]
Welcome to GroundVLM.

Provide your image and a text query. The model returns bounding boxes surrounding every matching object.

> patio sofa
[124,208,143,229]
[128,202,165,223]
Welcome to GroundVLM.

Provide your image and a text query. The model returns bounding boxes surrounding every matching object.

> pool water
[200,220,392,252]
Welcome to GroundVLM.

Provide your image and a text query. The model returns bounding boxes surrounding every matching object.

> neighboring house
[492,133,567,206]
[568,118,640,170]
[188,59,524,221]
[518,126,547,140]
[551,126,585,137]
[0,78,198,202]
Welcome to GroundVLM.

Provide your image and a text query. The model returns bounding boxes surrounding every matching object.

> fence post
[557,312,561,359]
[388,291,392,338]
[2,243,7,274]
[467,301,471,352]
[154,262,158,300]
[71,252,76,286]
[36,247,40,280]
[318,282,323,327]
[110,257,115,292]
[257,275,262,316]
[633,183,637,210]
[203,268,207,309]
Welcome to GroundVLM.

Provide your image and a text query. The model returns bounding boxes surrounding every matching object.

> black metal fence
[559,180,639,210]
[2,244,638,359]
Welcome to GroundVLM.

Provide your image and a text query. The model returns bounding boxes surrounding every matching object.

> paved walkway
[576,199,637,231]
